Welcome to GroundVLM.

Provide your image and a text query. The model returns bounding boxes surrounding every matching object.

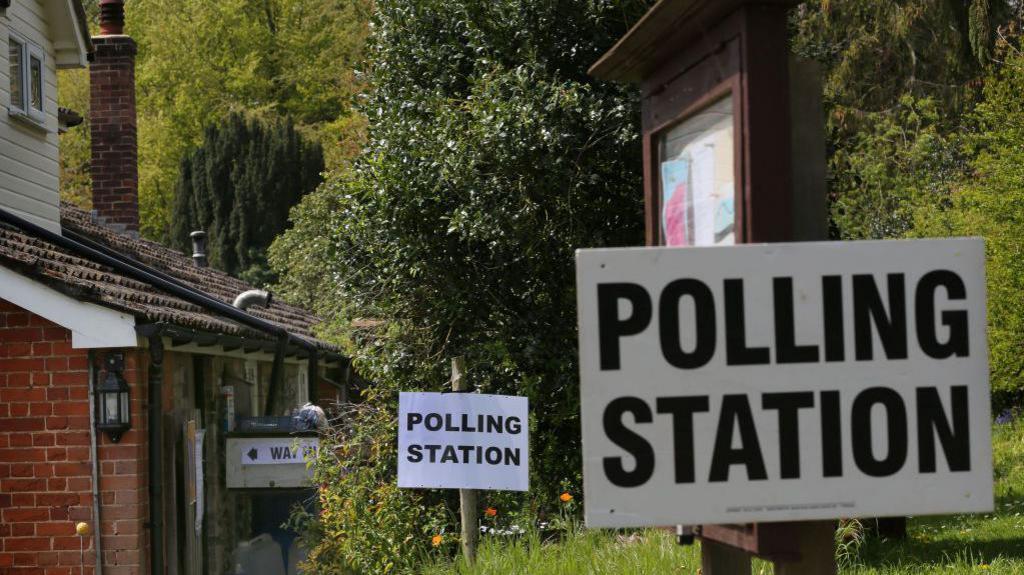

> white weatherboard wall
[1,0,85,233]
[577,239,993,528]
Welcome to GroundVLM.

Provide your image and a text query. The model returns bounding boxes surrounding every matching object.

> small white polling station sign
[398,392,529,491]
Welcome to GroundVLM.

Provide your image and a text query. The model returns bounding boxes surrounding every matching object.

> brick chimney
[90,0,139,234]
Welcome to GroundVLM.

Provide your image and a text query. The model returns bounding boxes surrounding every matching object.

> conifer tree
[173,112,324,284]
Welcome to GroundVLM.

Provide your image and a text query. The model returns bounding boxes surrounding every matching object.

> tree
[172,112,324,285]
[271,0,649,569]
[128,0,369,241]
[912,38,1024,410]
[790,0,1016,239]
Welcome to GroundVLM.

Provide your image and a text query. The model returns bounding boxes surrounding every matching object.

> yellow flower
[485,507,498,517]
[559,492,573,503]
[431,534,443,547]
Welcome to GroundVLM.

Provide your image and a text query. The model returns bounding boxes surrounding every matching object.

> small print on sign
[398,392,529,491]
[238,437,319,466]
[577,239,992,528]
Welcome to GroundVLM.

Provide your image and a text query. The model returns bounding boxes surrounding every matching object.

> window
[658,95,736,247]
[8,33,45,125]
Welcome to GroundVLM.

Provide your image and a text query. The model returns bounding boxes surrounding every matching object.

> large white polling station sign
[577,239,992,527]
[398,392,529,491]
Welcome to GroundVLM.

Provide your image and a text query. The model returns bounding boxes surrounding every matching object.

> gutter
[87,351,103,575]
[146,336,165,575]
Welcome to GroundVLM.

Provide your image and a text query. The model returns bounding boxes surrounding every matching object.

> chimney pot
[98,0,125,35]
[190,231,208,268]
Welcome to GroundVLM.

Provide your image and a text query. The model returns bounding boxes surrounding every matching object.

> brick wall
[89,34,139,234]
[0,298,147,574]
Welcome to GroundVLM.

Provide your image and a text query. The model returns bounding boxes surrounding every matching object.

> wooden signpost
[451,357,479,564]
[588,2,813,571]
[583,0,989,572]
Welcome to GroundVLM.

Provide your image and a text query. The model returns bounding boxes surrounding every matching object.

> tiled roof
[0,203,337,352]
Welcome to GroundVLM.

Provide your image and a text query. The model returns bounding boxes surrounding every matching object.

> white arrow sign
[237,437,319,466]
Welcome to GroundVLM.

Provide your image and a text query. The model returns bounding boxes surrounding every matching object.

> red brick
[36,522,74,536]
[1,417,46,432]
[1,388,47,402]
[66,477,91,492]
[3,508,50,522]
[33,464,54,478]
[34,552,58,566]
[1,478,47,492]
[52,402,88,417]
[0,357,46,372]
[51,463,89,477]
[10,433,33,447]
[55,432,90,447]
[33,434,56,447]
[35,493,79,507]
[10,463,34,477]
[0,327,42,342]
[30,402,53,416]
[6,342,32,357]
[113,461,137,475]
[12,522,35,536]
[45,387,69,401]
[42,327,69,341]
[97,504,139,520]
[0,449,45,463]
[96,475,139,491]
[68,507,90,521]
[27,314,56,328]
[51,373,87,386]
[5,313,29,326]
[4,537,50,552]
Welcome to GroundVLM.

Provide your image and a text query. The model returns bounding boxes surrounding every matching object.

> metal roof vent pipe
[190,231,208,268]
[234,289,273,310]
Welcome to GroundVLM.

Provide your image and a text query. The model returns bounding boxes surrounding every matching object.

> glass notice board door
[658,95,736,247]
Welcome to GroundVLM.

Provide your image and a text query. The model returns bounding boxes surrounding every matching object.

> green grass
[425,422,1024,574]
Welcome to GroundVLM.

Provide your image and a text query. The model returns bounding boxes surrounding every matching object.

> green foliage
[423,529,708,575]
[273,0,649,570]
[299,400,449,574]
[790,0,1014,240]
[171,112,323,284]
[827,95,965,239]
[127,0,369,241]
[912,47,1024,409]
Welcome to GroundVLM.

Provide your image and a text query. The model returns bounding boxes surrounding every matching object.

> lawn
[424,421,1024,574]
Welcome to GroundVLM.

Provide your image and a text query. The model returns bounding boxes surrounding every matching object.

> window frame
[7,31,46,127]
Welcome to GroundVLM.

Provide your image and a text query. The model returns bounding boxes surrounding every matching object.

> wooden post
[773,522,836,575]
[451,357,478,564]
[701,540,750,575]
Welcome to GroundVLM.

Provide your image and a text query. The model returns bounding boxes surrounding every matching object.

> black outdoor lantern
[96,353,131,443]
